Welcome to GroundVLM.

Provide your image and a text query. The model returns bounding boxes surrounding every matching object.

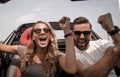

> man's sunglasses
[73,30,91,36]
[33,28,50,34]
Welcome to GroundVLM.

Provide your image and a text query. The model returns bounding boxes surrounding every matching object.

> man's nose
[79,33,85,38]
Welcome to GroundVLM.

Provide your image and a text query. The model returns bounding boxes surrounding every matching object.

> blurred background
[0,0,120,41]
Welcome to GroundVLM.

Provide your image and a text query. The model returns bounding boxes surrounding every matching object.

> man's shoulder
[90,39,110,43]
[90,39,113,47]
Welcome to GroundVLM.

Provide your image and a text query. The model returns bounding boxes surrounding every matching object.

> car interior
[0,22,119,77]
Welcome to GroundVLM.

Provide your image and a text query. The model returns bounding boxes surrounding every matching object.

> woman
[0,19,77,77]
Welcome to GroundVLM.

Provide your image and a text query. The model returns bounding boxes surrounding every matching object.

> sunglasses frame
[73,30,91,36]
[33,28,50,34]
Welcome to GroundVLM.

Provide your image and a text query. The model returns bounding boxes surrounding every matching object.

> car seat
[114,61,120,76]
[6,27,32,77]
[20,27,32,46]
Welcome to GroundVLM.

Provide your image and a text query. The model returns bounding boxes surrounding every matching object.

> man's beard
[75,39,90,50]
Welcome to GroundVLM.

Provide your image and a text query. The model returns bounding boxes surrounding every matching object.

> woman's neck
[36,47,47,55]
[33,47,47,63]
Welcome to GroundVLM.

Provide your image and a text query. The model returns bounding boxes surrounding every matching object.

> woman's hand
[59,16,71,34]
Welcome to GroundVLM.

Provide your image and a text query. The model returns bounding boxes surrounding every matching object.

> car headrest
[117,62,120,69]
[20,27,32,46]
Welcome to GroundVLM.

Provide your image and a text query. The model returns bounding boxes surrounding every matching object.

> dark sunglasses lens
[34,29,41,34]
[34,28,50,34]
[74,31,91,36]
[43,28,50,33]
[83,31,91,35]
[74,31,81,35]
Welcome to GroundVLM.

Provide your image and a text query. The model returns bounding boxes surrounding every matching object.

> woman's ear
[31,35,36,41]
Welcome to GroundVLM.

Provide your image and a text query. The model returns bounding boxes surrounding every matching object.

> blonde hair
[22,20,59,77]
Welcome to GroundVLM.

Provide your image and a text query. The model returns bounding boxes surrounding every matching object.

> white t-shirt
[75,39,117,77]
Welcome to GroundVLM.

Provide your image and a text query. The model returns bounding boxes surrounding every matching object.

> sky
[0,0,120,41]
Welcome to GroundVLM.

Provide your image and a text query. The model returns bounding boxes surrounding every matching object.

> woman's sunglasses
[73,30,91,36]
[33,28,50,34]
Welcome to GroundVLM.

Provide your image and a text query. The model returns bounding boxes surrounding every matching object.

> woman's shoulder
[55,50,65,56]
[54,50,65,61]
[17,45,27,56]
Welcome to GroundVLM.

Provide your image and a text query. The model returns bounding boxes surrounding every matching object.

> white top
[75,39,117,77]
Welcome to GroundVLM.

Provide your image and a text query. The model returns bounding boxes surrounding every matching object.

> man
[59,13,120,77]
